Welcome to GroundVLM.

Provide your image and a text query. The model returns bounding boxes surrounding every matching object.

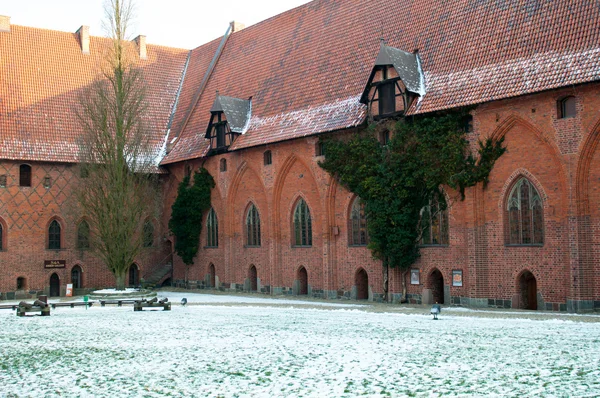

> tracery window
[48,220,61,250]
[246,204,261,246]
[293,198,312,246]
[507,178,544,245]
[207,208,218,247]
[349,197,368,246]
[77,220,90,249]
[420,194,449,245]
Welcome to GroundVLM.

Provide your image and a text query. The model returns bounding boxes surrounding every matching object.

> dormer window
[360,41,426,120]
[205,93,252,155]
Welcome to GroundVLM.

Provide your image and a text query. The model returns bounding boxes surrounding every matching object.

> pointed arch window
[420,193,449,245]
[293,198,312,246]
[77,220,90,249]
[507,178,544,245]
[349,197,368,246]
[207,208,218,247]
[143,220,154,247]
[48,220,61,250]
[246,204,261,247]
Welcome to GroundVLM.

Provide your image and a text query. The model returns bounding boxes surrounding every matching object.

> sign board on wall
[410,269,420,285]
[452,270,463,287]
[44,260,66,269]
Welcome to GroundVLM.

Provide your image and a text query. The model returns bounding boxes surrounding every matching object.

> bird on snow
[181,298,187,306]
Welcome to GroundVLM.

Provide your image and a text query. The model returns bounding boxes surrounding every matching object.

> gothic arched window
[420,194,449,245]
[48,220,61,250]
[207,208,218,247]
[507,178,543,245]
[246,204,261,247]
[143,220,154,247]
[77,220,90,249]
[349,197,368,246]
[293,198,312,246]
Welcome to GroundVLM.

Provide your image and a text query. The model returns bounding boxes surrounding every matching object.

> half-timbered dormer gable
[205,94,252,154]
[360,40,426,120]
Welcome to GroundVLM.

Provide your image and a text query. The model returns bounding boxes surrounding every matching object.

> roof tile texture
[163,0,600,164]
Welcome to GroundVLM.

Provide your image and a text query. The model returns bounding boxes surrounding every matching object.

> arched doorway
[129,264,140,287]
[71,265,83,289]
[297,267,308,295]
[518,270,537,310]
[355,268,369,300]
[49,273,60,297]
[209,264,216,288]
[430,269,444,304]
[249,265,258,292]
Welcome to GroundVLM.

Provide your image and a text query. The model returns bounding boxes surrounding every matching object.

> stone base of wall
[567,299,596,313]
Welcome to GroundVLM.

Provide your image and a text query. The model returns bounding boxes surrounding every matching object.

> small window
[80,165,89,179]
[264,150,272,166]
[77,221,90,249]
[0,175,6,187]
[207,208,218,247]
[246,204,261,246]
[220,158,227,172]
[293,198,312,246]
[379,130,390,145]
[16,277,27,290]
[558,96,576,119]
[464,115,474,134]
[379,80,396,115]
[20,164,31,187]
[143,221,154,247]
[316,142,325,157]
[43,176,51,188]
[48,220,61,250]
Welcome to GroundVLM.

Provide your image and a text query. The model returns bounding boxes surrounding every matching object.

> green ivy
[319,110,505,271]
[169,168,215,265]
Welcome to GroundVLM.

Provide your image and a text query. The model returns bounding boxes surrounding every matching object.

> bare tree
[77,0,158,290]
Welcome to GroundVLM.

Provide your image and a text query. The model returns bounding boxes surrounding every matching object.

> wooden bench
[99,299,138,307]
[133,298,171,311]
[17,300,50,317]
[50,302,94,309]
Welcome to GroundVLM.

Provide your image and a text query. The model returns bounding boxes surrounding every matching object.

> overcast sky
[1,0,312,49]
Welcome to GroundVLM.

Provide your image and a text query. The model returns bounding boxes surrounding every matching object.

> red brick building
[1,1,600,312]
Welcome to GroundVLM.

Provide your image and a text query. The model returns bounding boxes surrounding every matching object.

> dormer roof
[360,41,426,105]
[209,94,252,134]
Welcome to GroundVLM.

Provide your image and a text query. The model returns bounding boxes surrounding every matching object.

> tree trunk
[184,265,189,288]
[116,272,127,291]
[401,269,409,303]
[382,257,389,302]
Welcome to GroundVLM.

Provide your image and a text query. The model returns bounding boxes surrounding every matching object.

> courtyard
[1,291,599,397]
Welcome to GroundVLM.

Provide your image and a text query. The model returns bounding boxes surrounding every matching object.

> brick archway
[355,268,368,300]
[49,273,60,297]
[517,270,537,310]
[249,265,258,292]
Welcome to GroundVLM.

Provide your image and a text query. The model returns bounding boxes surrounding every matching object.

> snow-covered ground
[1,292,599,397]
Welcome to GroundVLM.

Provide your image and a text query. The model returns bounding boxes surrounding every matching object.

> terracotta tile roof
[162,0,600,164]
[0,25,189,163]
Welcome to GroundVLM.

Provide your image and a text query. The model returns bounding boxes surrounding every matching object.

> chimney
[76,25,90,54]
[230,21,245,33]
[134,35,147,60]
[0,15,10,33]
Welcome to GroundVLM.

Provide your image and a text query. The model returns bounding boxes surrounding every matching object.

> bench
[99,299,138,307]
[50,302,94,309]
[0,305,18,311]
[17,300,51,317]
[133,297,171,311]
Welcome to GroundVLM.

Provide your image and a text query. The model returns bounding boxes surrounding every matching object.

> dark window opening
[143,221,154,247]
[246,204,261,246]
[220,158,227,172]
[0,174,6,187]
[316,142,325,157]
[48,220,61,250]
[129,264,140,287]
[293,198,312,246]
[77,221,90,249]
[558,96,576,119]
[20,164,31,187]
[71,265,83,289]
[17,277,27,290]
[379,81,396,115]
[380,130,390,145]
[264,150,272,165]
[507,178,544,245]
[216,123,226,148]
[43,176,51,188]
[207,208,218,247]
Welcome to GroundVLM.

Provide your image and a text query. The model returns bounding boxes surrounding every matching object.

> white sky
[1,0,312,49]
